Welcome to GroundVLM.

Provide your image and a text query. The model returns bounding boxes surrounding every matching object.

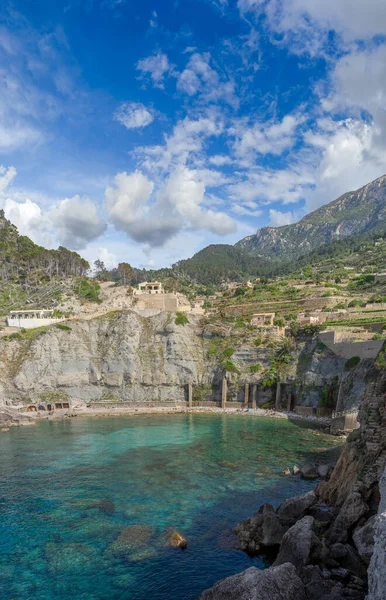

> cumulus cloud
[114,102,154,130]
[50,195,107,249]
[105,167,236,247]
[3,197,52,246]
[136,52,173,89]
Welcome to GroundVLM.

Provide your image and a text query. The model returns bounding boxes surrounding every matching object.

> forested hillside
[0,210,90,314]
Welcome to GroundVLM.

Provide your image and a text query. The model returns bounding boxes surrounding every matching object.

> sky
[1,0,386,270]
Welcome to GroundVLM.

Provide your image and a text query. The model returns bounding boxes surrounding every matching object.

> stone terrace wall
[319,332,384,360]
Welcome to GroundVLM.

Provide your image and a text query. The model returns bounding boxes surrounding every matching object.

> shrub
[223,361,240,374]
[175,312,189,326]
[274,317,285,327]
[345,356,361,370]
[254,337,262,347]
[249,364,261,373]
[235,319,245,328]
[56,323,72,331]
[8,332,22,340]
[234,287,248,296]
[348,299,366,308]
[223,347,234,358]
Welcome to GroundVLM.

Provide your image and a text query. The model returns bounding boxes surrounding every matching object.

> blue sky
[1,0,386,269]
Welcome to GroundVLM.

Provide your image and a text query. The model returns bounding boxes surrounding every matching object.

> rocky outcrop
[198,563,307,600]
[367,468,386,600]
[202,361,386,600]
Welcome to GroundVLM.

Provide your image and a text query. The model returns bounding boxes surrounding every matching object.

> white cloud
[105,167,236,247]
[114,102,154,129]
[136,52,173,89]
[240,0,386,55]
[177,52,239,108]
[268,208,300,226]
[3,197,52,246]
[0,165,17,193]
[232,114,302,159]
[96,246,117,269]
[50,195,107,249]
[137,114,223,174]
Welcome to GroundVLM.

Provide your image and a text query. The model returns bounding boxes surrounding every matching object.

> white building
[6,310,65,329]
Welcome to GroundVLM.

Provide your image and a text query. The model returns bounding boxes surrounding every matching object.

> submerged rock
[198,563,307,600]
[105,524,154,559]
[97,499,115,515]
[45,542,99,573]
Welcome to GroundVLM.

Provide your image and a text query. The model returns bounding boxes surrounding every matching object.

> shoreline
[5,404,333,429]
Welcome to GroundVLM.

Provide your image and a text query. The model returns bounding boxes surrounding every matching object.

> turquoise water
[0,414,341,600]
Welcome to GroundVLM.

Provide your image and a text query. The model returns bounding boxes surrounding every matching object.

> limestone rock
[235,503,285,553]
[169,531,187,549]
[282,467,291,476]
[352,515,375,564]
[367,468,386,600]
[274,516,322,569]
[301,464,319,479]
[293,465,301,475]
[198,563,307,600]
[328,492,369,544]
[277,490,317,527]
[317,464,330,479]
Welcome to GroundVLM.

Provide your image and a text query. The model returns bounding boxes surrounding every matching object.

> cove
[0,413,342,600]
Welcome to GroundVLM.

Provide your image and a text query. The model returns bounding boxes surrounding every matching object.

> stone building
[250,313,275,326]
[137,281,164,294]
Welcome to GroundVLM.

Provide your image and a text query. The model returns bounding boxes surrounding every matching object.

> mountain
[236,174,386,259]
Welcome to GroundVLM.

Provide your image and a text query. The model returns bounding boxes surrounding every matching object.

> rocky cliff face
[236,174,386,259]
[0,311,208,406]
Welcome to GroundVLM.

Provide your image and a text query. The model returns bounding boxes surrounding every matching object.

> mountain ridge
[235,174,386,259]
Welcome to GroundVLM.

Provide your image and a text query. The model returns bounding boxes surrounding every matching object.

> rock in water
[293,465,301,475]
[301,464,318,479]
[282,467,291,476]
[169,531,187,549]
[198,563,307,600]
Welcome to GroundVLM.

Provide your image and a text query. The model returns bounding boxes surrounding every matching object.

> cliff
[0,311,208,406]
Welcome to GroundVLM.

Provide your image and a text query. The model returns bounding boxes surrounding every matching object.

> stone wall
[319,332,384,360]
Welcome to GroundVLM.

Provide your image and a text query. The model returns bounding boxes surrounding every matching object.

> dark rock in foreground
[198,563,307,600]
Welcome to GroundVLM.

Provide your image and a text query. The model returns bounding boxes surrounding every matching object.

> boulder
[277,490,317,527]
[235,504,285,553]
[198,563,307,600]
[352,515,375,564]
[299,565,335,599]
[282,467,291,476]
[328,492,369,544]
[274,516,322,569]
[169,531,187,549]
[328,543,367,577]
[293,465,301,475]
[97,499,115,515]
[301,464,319,479]
[317,465,330,479]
